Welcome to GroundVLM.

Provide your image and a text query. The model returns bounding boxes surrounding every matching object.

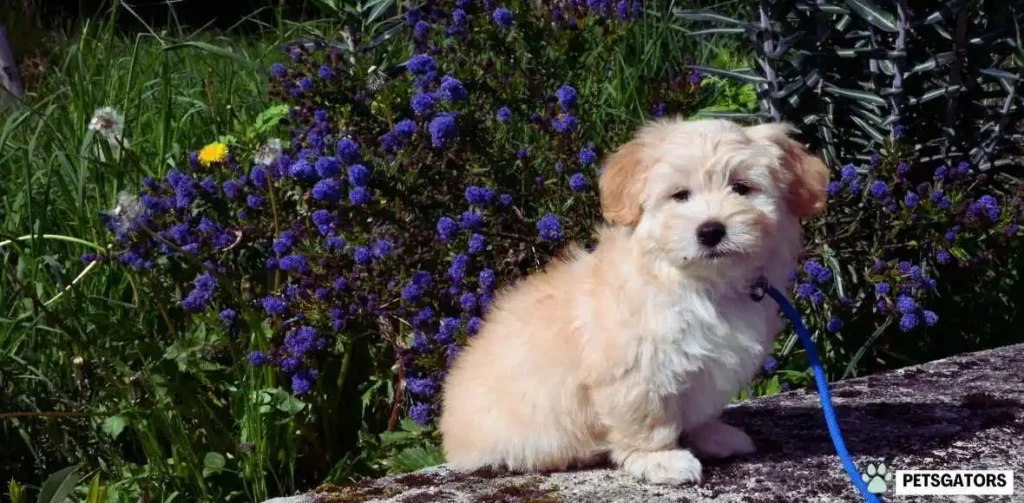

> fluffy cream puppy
[439,118,829,484]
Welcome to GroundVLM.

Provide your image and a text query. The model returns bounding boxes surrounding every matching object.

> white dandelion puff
[88,106,129,159]
[255,138,283,166]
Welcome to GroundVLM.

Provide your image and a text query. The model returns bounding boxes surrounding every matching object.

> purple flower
[336,138,361,165]
[465,186,496,205]
[271,63,287,78]
[315,156,341,178]
[299,77,314,93]
[579,147,596,165]
[840,164,857,182]
[395,119,417,138]
[569,173,589,193]
[460,210,484,230]
[262,295,287,315]
[354,246,372,265]
[406,54,437,76]
[492,7,513,28]
[460,292,478,312]
[555,84,578,110]
[406,376,438,397]
[318,65,332,80]
[181,273,217,312]
[273,231,297,254]
[468,233,486,255]
[285,326,320,356]
[796,282,816,298]
[827,181,842,197]
[826,317,843,333]
[969,195,1000,222]
[349,187,372,206]
[803,260,832,285]
[248,351,267,366]
[291,371,316,395]
[496,106,512,123]
[440,75,468,102]
[448,254,470,282]
[372,239,394,259]
[347,165,371,187]
[437,216,459,242]
[537,213,563,242]
[923,310,939,327]
[279,254,310,275]
[869,180,889,199]
[312,210,334,235]
[326,236,346,251]
[467,317,483,335]
[289,159,317,181]
[616,0,629,19]
[896,295,917,314]
[479,268,497,291]
[402,281,426,303]
[896,162,910,178]
[312,178,342,202]
[899,313,919,332]
[414,20,430,39]
[552,114,578,134]
[499,194,513,207]
[409,403,431,425]
[411,92,436,116]
[934,165,948,181]
[763,357,778,373]
[904,192,920,209]
[874,282,890,296]
[429,113,459,148]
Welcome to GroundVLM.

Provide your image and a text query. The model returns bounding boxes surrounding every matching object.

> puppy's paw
[615,449,702,485]
[686,420,756,459]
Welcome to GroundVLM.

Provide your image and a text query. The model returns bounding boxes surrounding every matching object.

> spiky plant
[677,0,1024,171]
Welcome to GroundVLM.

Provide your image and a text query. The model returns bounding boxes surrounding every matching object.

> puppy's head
[599,118,828,277]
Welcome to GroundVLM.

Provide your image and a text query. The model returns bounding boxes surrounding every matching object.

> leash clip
[748,275,769,302]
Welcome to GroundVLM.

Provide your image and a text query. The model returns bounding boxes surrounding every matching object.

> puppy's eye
[731,182,753,196]
[671,189,691,202]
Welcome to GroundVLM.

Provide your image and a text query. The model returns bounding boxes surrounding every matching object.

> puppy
[439,118,829,484]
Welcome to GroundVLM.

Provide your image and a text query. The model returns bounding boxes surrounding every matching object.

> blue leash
[750,279,882,503]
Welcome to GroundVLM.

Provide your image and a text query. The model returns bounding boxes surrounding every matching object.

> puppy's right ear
[599,140,647,226]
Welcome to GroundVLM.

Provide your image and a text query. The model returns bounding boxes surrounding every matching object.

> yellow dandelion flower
[198,142,229,166]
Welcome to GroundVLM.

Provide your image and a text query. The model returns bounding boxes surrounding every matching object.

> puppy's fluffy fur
[439,118,829,484]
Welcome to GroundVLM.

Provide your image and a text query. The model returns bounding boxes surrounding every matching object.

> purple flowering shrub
[776,139,1023,386]
[94,0,718,488]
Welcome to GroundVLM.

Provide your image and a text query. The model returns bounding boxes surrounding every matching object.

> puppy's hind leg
[685,418,755,459]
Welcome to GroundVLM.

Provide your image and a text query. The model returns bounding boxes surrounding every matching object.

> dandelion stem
[0,234,105,251]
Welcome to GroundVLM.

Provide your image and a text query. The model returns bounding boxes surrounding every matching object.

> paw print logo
[863,463,894,494]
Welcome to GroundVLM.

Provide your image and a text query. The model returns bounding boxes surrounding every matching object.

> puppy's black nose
[696,221,726,247]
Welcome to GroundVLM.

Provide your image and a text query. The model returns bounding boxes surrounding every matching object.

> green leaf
[277,395,306,415]
[391,445,445,473]
[843,317,893,379]
[84,475,106,503]
[844,0,897,32]
[35,465,79,503]
[379,430,417,446]
[202,452,226,478]
[673,9,750,26]
[101,415,127,440]
[163,42,260,70]
[8,479,25,503]
[253,105,289,134]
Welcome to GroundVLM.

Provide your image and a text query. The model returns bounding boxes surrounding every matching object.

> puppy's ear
[746,122,829,218]
[599,140,647,226]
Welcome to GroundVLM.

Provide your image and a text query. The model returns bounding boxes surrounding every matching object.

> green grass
[0,9,341,501]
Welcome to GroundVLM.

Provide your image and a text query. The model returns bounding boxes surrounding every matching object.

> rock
[278,344,1024,503]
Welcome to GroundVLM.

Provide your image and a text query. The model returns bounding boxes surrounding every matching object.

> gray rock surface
[277,344,1024,502]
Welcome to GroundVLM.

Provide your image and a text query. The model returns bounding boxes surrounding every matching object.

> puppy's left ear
[746,122,830,218]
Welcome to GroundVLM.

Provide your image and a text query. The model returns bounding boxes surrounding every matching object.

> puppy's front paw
[686,419,755,459]
[615,449,702,485]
